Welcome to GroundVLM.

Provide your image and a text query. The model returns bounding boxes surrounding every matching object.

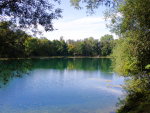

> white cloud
[55,17,104,26]
[43,16,114,40]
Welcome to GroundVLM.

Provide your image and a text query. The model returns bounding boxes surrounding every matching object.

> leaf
[145,64,150,69]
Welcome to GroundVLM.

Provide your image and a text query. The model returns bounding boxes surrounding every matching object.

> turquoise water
[0,58,124,113]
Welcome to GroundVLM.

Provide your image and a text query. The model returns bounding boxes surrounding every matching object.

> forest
[0,21,115,58]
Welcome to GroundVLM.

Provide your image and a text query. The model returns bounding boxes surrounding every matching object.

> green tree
[68,44,76,56]
[0,0,62,31]
[24,37,40,56]
[52,38,68,56]
[100,34,114,56]
[108,0,150,112]
[110,0,150,75]
[0,21,29,58]
[83,37,99,56]
[100,34,114,42]
[72,40,83,56]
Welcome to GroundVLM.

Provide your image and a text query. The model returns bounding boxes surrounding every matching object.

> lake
[0,58,124,113]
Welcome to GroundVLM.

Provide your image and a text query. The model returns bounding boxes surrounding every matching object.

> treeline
[0,21,116,58]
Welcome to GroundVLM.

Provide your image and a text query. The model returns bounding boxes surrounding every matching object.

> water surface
[0,58,124,113]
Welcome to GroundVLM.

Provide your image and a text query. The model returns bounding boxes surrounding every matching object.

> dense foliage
[0,21,115,58]
[0,21,29,57]
[108,0,150,112]
[0,0,62,31]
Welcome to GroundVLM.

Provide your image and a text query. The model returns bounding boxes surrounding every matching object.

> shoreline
[0,56,112,60]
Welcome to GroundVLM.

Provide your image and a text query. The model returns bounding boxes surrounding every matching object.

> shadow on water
[0,60,32,88]
[0,58,112,88]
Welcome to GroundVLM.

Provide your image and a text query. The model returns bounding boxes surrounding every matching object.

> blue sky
[43,0,114,40]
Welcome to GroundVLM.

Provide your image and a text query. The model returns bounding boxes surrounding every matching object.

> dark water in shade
[0,58,124,113]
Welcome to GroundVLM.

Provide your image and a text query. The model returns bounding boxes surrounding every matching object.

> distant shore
[0,56,112,60]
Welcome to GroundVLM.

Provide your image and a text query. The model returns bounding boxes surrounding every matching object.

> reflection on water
[0,58,112,87]
[0,60,32,88]
[0,58,124,113]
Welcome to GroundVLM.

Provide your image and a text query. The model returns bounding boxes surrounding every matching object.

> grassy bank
[0,56,112,60]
